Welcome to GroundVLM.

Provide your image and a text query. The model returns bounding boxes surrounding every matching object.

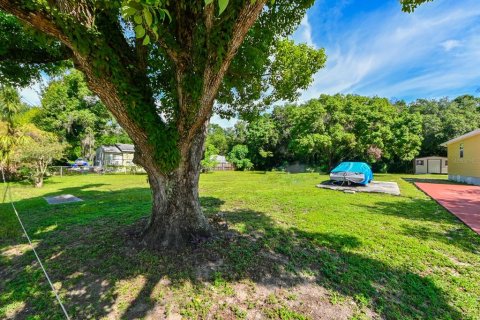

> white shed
[414,156,448,174]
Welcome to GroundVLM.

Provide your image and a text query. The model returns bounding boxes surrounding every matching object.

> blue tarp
[330,162,373,185]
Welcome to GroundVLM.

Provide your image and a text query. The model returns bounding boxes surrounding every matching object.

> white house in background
[211,155,233,171]
[94,143,135,167]
[414,156,448,174]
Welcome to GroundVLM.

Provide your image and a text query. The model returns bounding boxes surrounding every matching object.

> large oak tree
[0,0,429,248]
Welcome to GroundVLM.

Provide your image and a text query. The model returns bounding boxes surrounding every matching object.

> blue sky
[20,0,480,127]
[213,0,480,126]
[293,0,480,102]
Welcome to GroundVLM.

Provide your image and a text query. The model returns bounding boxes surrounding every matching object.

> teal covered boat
[330,162,373,185]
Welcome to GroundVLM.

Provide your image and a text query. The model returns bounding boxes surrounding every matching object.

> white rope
[1,168,71,320]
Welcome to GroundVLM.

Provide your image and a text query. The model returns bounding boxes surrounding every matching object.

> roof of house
[211,155,229,163]
[99,143,135,153]
[440,129,480,147]
[101,145,121,153]
[115,143,135,152]
[415,156,447,160]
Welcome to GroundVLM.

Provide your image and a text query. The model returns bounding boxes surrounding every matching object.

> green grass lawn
[1,172,479,319]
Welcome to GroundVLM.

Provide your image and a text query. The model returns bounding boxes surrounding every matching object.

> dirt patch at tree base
[97,218,375,319]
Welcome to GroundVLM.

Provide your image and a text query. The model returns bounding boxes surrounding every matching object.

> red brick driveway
[415,182,480,235]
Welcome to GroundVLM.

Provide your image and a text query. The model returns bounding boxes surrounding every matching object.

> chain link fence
[49,165,146,176]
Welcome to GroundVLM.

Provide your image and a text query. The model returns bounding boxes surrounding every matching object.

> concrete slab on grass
[44,194,83,205]
[316,181,400,196]
[415,182,480,235]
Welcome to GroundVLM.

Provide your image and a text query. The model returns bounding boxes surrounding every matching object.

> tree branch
[0,1,72,45]
[135,38,148,73]
[147,28,180,65]
[54,0,95,28]
[0,47,72,64]
[204,3,215,36]
[188,0,268,142]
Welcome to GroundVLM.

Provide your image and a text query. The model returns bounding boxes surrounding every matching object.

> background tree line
[2,69,480,185]
[207,94,480,173]
[0,70,131,185]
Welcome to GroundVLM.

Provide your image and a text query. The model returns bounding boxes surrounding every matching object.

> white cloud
[293,15,315,47]
[296,0,480,101]
[440,39,462,51]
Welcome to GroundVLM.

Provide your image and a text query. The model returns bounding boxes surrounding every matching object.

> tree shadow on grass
[355,196,455,224]
[353,195,480,254]
[0,187,466,319]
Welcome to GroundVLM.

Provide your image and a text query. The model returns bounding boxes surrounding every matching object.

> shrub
[227,145,253,171]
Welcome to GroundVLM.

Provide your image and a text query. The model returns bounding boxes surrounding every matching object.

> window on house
[445,160,448,166]
[416,160,424,166]
[460,143,464,158]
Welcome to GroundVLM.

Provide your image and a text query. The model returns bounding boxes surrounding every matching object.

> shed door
[428,159,441,174]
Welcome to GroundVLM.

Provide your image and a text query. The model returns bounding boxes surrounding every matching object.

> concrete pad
[316,181,400,196]
[415,182,480,235]
[44,194,83,205]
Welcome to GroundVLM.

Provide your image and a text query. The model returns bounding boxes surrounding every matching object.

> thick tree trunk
[140,123,211,249]
[75,61,213,249]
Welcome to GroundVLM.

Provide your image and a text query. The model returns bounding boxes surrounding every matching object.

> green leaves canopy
[233,94,423,170]
[284,95,423,168]
[400,0,434,12]
[14,124,65,186]
[206,124,229,155]
[200,143,219,172]
[0,12,70,86]
[227,144,253,171]
[0,85,24,124]
[408,95,480,157]
[36,70,125,160]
